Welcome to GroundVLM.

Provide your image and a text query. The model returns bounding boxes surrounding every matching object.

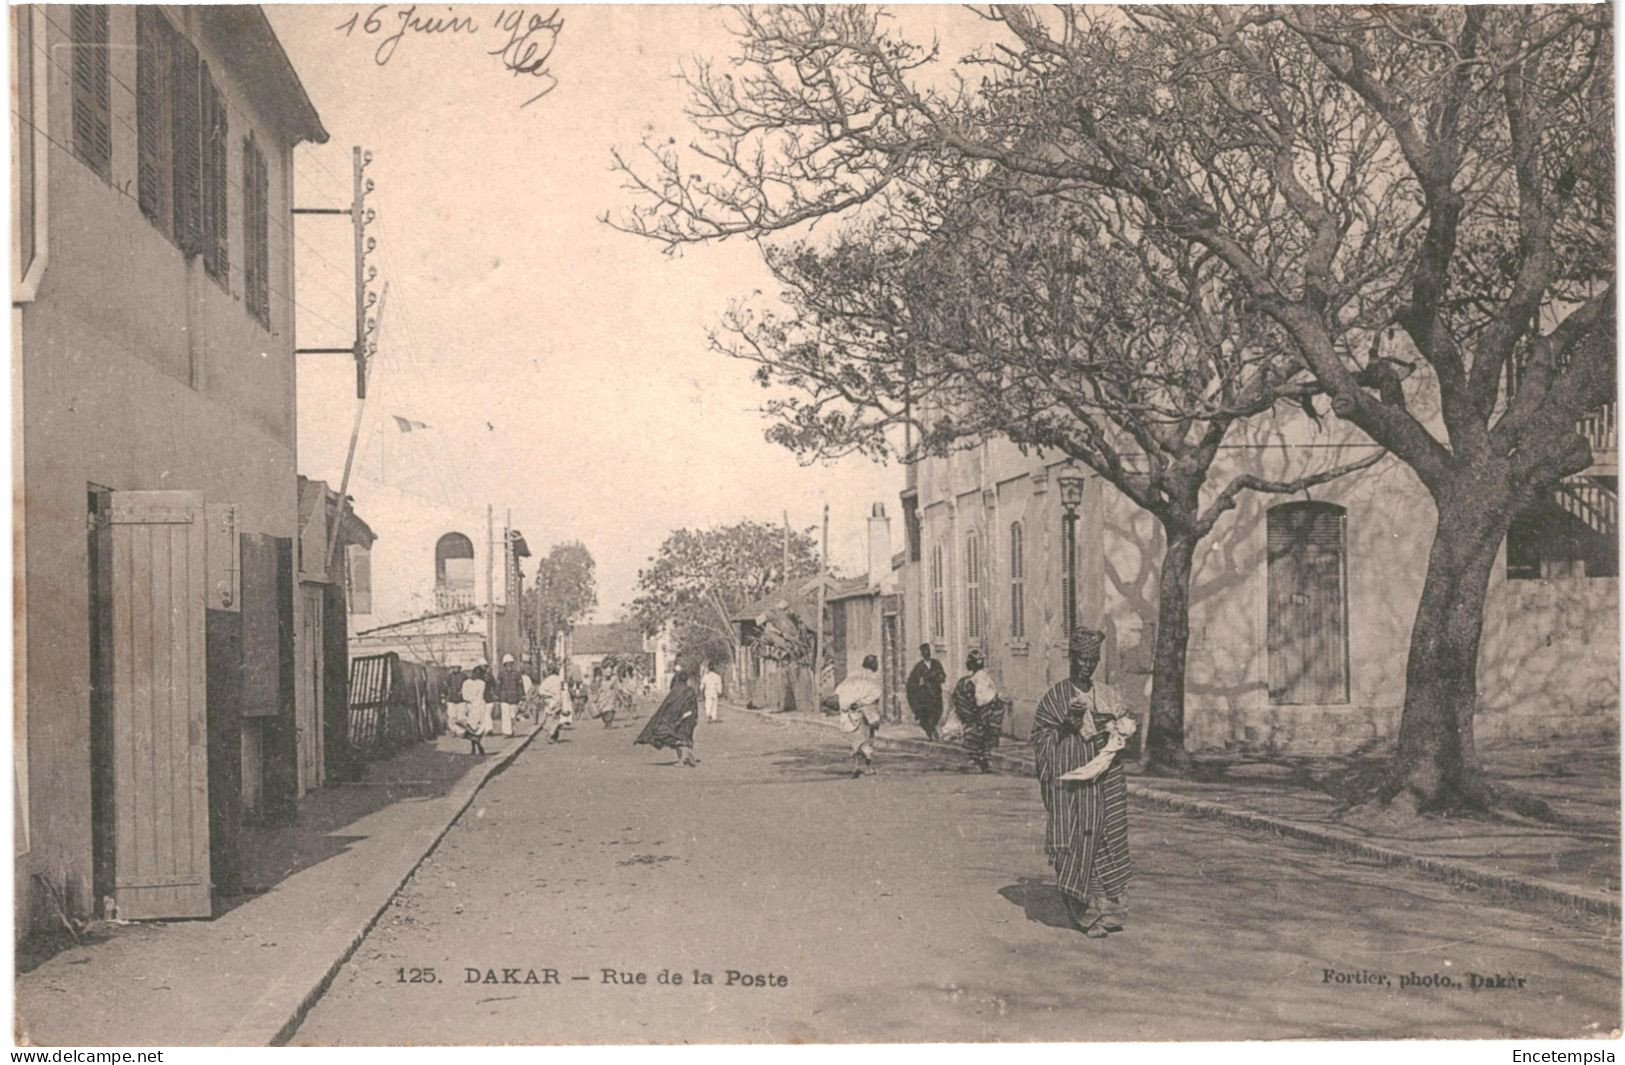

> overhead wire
[31,10,487,521]
[373,232,468,513]
[12,107,354,340]
[31,10,359,288]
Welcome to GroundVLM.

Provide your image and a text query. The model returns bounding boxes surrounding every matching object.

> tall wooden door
[1267,503,1349,705]
[296,584,326,796]
[107,490,211,919]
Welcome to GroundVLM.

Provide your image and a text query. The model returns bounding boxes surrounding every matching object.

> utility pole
[782,510,790,585]
[294,146,377,393]
[812,502,829,711]
[323,281,385,578]
[504,508,513,662]
[486,504,496,665]
[542,565,555,666]
[295,146,380,576]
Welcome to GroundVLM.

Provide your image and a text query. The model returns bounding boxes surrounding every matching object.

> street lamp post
[1056,464,1087,639]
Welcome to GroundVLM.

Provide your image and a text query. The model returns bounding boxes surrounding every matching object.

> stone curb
[731,703,1619,920]
[221,722,545,1046]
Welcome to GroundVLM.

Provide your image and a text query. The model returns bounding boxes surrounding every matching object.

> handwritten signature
[336,5,564,108]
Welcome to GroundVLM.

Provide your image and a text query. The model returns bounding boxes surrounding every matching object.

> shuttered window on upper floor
[137,9,226,274]
[169,30,203,254]
[242,133,270,329]
[200,67,229,281]
[345,544,372,615]
[136,7,173,231]
[1267,502,1349,706]
[71,5,112,181]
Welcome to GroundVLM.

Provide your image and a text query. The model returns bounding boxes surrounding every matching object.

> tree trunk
[1145,527,1198,771]
[1387,487,1512,812]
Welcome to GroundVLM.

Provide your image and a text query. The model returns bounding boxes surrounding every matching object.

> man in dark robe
[1031,627,1133,938]
[905,643,947,740]
[634,667,700,767]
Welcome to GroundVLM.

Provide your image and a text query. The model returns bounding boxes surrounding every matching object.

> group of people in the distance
[637,636,1136,941]
[444,654,531,755]
[889,628,1137,939]
[444,656,645,753]
[902,643,1006,772]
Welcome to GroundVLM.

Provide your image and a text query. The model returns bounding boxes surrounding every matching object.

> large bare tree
[712,174,1381,768]
[610,5,1614,813]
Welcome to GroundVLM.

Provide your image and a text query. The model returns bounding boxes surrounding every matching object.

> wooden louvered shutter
[242,135,268,323]
[136,8,160,218]
[253,145,270,324]
[241,137,257,310]
[136,8,173,228]
[71,5,111,180]
[1267,505,1349,705]
[201,66,228,279]
[346,545,372,615]
[171,29,203,255]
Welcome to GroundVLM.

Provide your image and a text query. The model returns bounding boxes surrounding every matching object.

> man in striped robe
[1032,627,1132,937]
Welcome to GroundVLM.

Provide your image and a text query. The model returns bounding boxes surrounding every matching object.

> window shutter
[243,134,271,325]
[71,5,111,180]
[346,545,372,615]
[136,8,166,222]
[201,66,228,279]
[170,30,203,255]
[242,136,258,311]
[253,144,270,324]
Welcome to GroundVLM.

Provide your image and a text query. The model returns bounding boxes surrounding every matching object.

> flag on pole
[392,415,430,432]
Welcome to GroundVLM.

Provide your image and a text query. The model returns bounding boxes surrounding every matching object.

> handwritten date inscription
[336,5,564,108]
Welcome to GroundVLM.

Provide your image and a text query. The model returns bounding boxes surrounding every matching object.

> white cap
[502,654,514,664]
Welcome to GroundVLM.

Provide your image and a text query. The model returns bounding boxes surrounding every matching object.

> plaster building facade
[12,4,326,930]
[897,408,1617,752]
[342,478,530,668]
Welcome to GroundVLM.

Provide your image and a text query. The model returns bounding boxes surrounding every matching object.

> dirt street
[293,709,1620,1044]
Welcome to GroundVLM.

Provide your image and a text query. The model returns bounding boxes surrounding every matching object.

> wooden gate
[106,490,211,919]
[296,583,325,796]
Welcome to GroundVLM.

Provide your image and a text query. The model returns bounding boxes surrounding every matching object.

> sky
[271,5,991,621]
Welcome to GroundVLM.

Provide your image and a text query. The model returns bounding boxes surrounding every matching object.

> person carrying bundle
[1031,627,1135,939]
[834,654,885,778]
[951,650,1006,773]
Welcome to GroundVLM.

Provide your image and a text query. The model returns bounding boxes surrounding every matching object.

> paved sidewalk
[15,720,542,1047]
[733,703,1620,919]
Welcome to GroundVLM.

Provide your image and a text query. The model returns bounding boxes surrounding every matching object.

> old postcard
[10,2,1620,1049]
